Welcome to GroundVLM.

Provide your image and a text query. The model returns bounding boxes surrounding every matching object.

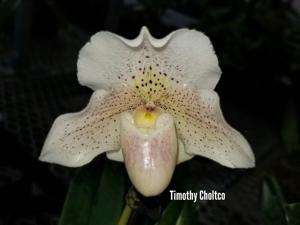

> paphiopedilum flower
[39,27,255,196]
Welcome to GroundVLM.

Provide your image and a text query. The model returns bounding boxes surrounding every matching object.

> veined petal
[121,112,177,196]
[106,138,194,164]
[78,27,220,91]
[39,88,143,167]
[158,89,255,168]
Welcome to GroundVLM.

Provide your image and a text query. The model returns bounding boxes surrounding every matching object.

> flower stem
[117,204,133,225]
[117,187,139,225]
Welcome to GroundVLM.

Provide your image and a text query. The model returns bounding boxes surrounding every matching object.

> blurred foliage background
[0,0,299,225]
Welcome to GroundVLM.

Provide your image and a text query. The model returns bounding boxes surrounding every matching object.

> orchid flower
[39,27,255,197]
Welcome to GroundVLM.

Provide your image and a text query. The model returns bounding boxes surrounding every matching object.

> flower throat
[130,64,171,104]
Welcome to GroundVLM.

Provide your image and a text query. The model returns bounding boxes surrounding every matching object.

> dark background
[0,0,299,224]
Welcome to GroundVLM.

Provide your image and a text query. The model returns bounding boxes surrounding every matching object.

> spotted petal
[158,89,255,168]
[39,88,143,167]
[78,27,221,91]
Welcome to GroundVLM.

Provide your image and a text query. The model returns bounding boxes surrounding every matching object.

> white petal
[177,139,194,164]
[158,89,255,168]
[106,149,123,162]
[106,114,191,166]
[39,88,142,167]
[107,114,194,165]
[77,27,221,91]
[161,29,221,90]
[121,112,177,196]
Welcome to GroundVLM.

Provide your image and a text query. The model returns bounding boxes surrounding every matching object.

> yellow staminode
[134,106,161,128]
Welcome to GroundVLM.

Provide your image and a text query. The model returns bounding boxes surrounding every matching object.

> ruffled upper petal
[158,88,255,168]
[39,88,143,167]
[77,27,221,91]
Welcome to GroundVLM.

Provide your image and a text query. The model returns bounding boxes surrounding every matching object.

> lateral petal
[158,89,255,168]
[39,88,142,167]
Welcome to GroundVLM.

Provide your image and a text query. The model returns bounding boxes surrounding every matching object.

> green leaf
[89,160,127,225]
[175,201,195,225]
[286,203,300,225]
[155,200,195,225]
[155,201,183,225]
[261,176,287,225]
[59,161,102,225]
[59,159,127,225]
